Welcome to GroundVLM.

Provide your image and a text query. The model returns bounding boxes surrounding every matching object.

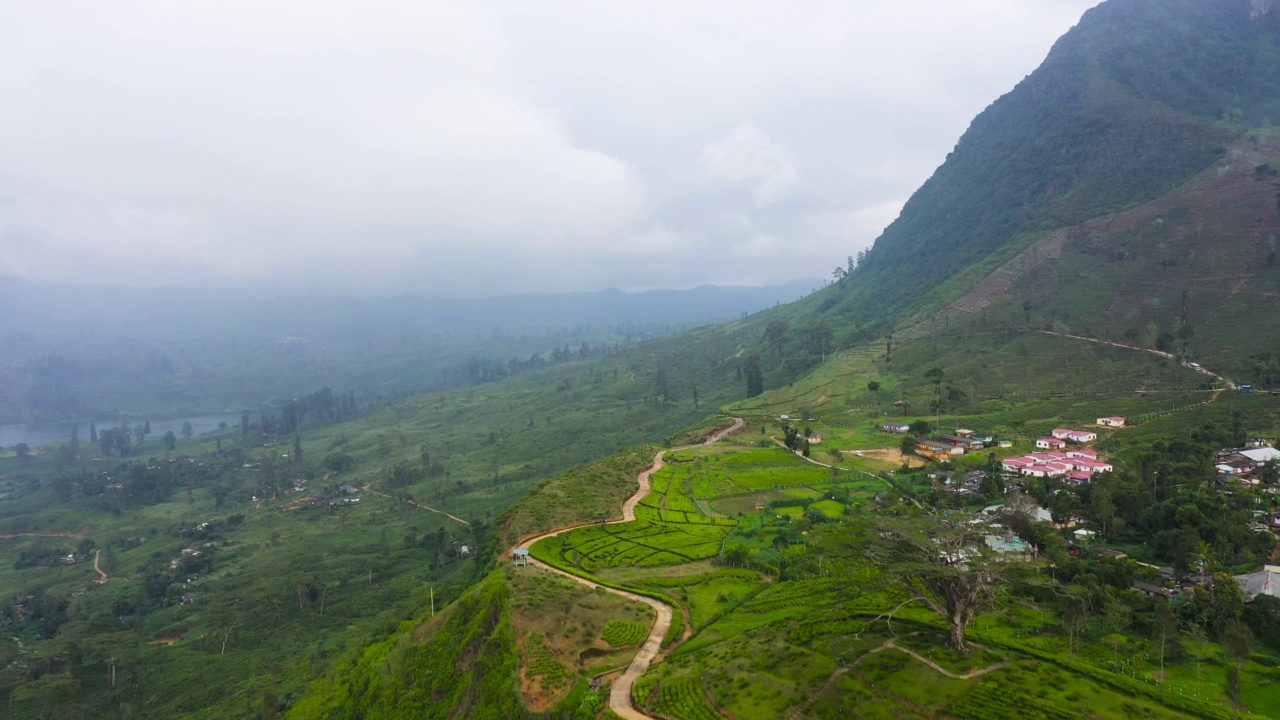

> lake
[0,414,241,449]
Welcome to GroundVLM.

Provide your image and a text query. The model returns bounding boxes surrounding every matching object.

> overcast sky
[0,0,1098,297]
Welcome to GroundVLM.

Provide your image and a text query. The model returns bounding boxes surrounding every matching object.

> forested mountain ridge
[795,0,1280,345]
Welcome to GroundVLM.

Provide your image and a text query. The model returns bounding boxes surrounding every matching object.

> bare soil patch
[850,447,923,468]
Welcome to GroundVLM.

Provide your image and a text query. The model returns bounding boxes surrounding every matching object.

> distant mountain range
[0,277,819,343]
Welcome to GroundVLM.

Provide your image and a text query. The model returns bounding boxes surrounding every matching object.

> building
[1133,582,1177,599]
[1066,449,1098,460]
[1066,430,1098,443]
[1066,471,1093,483]
[1036,437,1067,450]
[882,422,910,434]
[917,440,964,459]
[1001,457,1036,473]
[1071,459,1114,473]
[1237,566,1280,601]
[955,428,976,438]
[1097,416,1126,428]
[805,434,823,445]
[998,439,1014,448]
[939,434,984,450]
[1239,446,1280,464]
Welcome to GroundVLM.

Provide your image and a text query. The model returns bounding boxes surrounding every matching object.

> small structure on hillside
[1097,416,1126,428]
[882,422,910,434]
[1237,565,1280,601]
[512,548,530,566]
[1036,437,1067,450]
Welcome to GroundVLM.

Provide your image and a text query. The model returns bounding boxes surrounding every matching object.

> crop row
[602,620,649,647]
[738,578,847,615]
[652,679,724,720]
[524,634,568,685]
[945,681,1076,720]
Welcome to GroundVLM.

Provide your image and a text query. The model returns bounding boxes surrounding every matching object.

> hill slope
[806,0,1280,343]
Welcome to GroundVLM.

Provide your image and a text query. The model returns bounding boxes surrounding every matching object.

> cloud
[0,0,1099,295]
[700,124,799,207]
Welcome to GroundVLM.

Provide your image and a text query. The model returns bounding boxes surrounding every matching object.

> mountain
[794,0,1280,378]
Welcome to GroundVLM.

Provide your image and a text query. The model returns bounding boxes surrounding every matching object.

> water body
[0,414,241,449]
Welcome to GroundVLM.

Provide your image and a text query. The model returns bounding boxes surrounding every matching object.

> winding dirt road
[514,416,745,720]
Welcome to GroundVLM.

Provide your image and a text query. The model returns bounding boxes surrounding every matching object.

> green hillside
[782,0,1280,342]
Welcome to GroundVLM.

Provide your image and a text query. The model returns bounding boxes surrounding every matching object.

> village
[871,414,1280,605]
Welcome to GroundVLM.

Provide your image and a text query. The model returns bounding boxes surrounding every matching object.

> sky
[0,0,1099,297]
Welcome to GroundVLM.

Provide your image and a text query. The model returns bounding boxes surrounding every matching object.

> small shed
[513,548,530,566]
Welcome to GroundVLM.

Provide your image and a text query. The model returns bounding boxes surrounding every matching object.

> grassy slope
[0,326,753,719]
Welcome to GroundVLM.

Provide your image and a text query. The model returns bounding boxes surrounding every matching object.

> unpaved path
[363,486,470,526]
[515,416,744,720]
[1038,330,1235,389]
[93,549,107,581]
[785,639,1009,719]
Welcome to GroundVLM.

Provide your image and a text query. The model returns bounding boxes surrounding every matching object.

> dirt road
[93,549,107,581]
[515,416,744,720]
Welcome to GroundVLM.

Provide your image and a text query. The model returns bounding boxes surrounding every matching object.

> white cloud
[0,0,1099,294]
[700,123,799,207]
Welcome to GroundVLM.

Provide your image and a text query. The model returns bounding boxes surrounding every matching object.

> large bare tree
[868,513,1030,654]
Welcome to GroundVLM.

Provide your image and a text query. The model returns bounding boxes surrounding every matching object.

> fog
[1,1,1096,296]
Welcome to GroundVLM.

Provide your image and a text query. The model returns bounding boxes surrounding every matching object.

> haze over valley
[4,2,1280,719]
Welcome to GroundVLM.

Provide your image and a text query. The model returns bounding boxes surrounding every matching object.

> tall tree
[865,513,1029,653]
[89,420,97,444]
[292,435,303,464]
[181,420,194,439]
[163,431,177,451]
[744,352,764,398]
[764,319,789,367]
[14,443,30,459]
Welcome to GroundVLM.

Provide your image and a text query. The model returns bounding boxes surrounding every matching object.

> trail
[0,527,90,540]
[1037,330,1235,390]
[784,639,1009,719]
[363,486,470,526]
[515,416,744,720]
[93,550,107,581]
[769,437,922,509]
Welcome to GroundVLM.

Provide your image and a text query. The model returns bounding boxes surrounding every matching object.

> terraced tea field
[533,517,735,571]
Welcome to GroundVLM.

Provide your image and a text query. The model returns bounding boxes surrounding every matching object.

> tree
[807,321,834,362]
[744,353,764,398]
[163,431,177,451]
[867,513,1027,653]
[181,420,194,439]
[908,419,933,436]
[827,448,843,481]
[69,425,80,457]
[14,442,30,459]
[654,367,672,403]
[89,420,97,444]
[292,435,303,463]
[1222,621,1255,719]
[867,380,881,392]
[764,320,789,366]
[144,419,151,434]
[241,410,251,438]
[134,424,146,447]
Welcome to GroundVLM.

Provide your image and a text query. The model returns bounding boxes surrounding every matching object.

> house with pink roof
[1002,458,1036,473]
[1097,416,1125,428]
[1066,449,1097,460]
[1066,430,1097,443]
[1066,471,1094,483]
[1051,428,1074,440]
[1036,438,1067,450]
[1072,459,1114,473]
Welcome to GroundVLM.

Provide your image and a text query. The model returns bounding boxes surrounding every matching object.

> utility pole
[430,585,435,617]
